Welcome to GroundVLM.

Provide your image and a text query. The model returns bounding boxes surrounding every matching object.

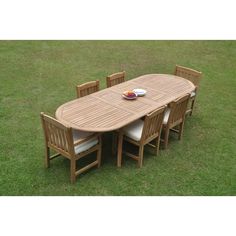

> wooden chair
[174,65,202,116]
[162,94,190,149]
[106,71,125,88]
[40,112,102,183]
[117,106,166,168]
[76,80,99,98]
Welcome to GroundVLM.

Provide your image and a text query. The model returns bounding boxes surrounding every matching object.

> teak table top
[55,74,195,132]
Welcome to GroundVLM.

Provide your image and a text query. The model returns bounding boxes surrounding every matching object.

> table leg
[117,130,123,167]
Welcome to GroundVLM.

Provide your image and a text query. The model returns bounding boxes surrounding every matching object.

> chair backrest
[141,106,166,143]
[76,80,99,98]
[174,65,202,87]
[168,94,190,127]
[40,112,74,156]
[106,71,125,88]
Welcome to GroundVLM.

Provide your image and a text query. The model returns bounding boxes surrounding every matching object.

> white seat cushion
[190,91,196,97]
[163,108,171,125]
[72,130,98,154]
[123,119,144,141]
[72,129,93,140]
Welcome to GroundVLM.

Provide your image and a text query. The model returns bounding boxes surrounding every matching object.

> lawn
[0,40,235,195]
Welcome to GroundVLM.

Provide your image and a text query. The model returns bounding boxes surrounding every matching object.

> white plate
[132,88,147,96]
[122,94,137,100]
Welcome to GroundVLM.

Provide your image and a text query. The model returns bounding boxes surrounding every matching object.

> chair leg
[178,122,184,140]
[155,135,161,155]
[163,128,170,149]
[117,131,123,167]
[137,145,144,168]
[189,97,196,116]
[70,159,76,184]
[45,146,50,168]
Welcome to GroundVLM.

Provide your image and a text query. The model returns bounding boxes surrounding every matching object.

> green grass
[0,40,235,195]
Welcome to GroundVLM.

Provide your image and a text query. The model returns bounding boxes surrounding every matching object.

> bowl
[122,90,137,100]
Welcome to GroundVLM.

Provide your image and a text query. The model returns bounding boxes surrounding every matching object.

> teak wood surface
[55,74,195,132]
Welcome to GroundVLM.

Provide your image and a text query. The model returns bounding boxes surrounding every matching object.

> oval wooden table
[56,74,195,166]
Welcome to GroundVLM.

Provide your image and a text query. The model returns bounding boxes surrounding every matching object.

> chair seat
[190,91,196,98]
[73,130,98,154]
[163,108,171,125]
[123,119,144,141]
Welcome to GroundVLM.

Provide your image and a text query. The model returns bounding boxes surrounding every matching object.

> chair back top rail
[56,74,195,132]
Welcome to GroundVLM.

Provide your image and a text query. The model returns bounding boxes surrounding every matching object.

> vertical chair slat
[55,126,60,147]
[54,125,59,147]
[58,128,63,150]
[49,123,55,145]
[52,124,57,146]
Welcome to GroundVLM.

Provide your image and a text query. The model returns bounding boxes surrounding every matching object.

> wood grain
[55,74,195,132]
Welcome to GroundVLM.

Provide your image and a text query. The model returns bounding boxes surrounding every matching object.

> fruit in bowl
[123,90,137,98]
